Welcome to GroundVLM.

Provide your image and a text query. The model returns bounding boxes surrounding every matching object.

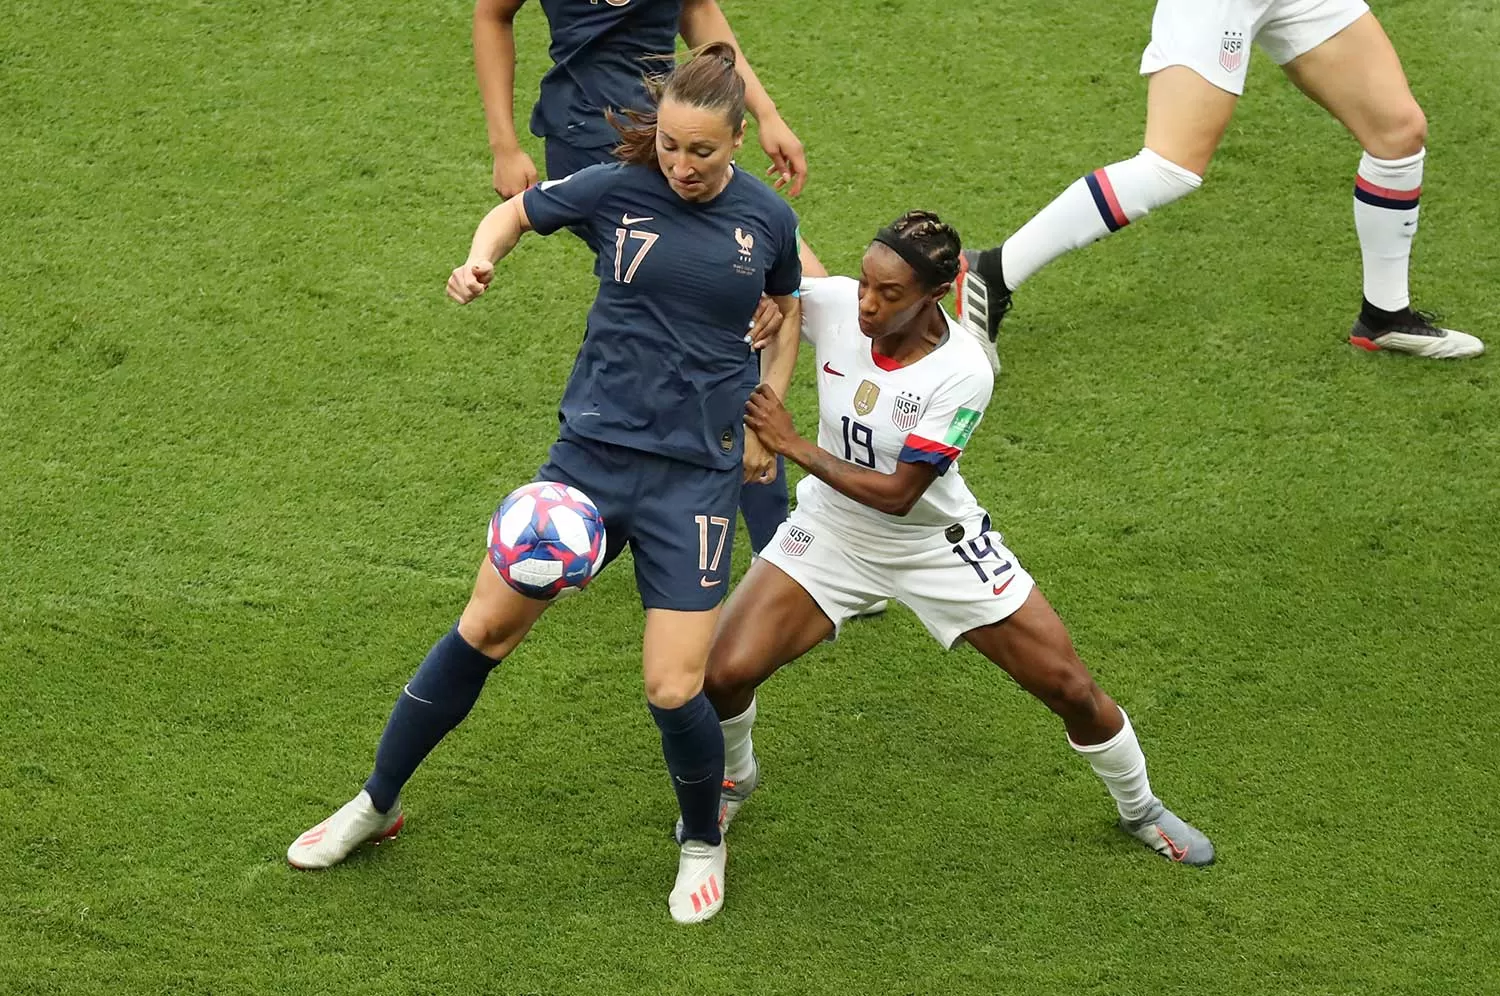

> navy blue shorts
[543,138,613,181]
[536,432,741,611]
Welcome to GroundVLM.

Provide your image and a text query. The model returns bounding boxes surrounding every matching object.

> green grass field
[4,1,1499,992]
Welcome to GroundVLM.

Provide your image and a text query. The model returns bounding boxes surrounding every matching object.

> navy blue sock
[363,628,500,813]
[649,694,724,846]
[740,456,789,554]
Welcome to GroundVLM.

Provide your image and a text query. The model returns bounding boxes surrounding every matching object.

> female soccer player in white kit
[689,213,1212,913]
[956,0,1482,360]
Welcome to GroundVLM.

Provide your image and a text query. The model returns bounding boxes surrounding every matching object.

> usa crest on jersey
[1219,31,1245,72]
[891,393,920,433]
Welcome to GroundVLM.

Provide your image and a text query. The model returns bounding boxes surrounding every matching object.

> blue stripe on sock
[1084,173,1125,232]
[1354,185,1420,211]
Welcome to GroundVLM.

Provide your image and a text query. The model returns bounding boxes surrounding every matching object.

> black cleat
[955,248,1013,343]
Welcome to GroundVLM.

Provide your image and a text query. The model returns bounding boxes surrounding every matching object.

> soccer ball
[487,482,607,599]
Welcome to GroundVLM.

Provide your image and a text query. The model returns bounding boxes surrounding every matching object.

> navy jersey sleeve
[763,210,801,298]
[522,162,622,236]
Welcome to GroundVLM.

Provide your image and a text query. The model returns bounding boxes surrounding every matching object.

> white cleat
[287,790,404,870]
[1349,312,1484,359]
[852,599,889,618]
[668,838,727,924]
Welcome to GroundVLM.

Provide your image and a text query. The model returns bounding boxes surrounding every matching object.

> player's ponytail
[611,42,747,168]
[875,211,963,289]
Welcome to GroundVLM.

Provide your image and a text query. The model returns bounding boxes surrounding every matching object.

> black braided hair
[886,210,962,287]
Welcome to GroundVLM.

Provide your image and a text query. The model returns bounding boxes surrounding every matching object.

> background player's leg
[288,560,550,869]
[959,66,1226,340]
[739,456,789,554]
[705,557,836,785]
[1280,13,1482,358]
[963,587,1213,865]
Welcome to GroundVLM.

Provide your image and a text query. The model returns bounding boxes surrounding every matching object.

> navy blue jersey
[523,162,800,470]
[532,0,682,151]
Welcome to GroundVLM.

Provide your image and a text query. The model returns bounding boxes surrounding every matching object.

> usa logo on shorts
[1219,31,1245,72]
[780,526,814,557]
[891,393,920,433]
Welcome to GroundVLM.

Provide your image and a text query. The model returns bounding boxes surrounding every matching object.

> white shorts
[758,505,1037,650]
[1140,0,1369,95]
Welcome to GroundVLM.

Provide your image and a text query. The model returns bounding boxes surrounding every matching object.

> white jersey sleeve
[897,363,993,476]
[798,276,859,346]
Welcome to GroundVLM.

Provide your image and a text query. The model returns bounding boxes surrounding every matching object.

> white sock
[720,695,757,783]
[1355,148,1424,312]
[1069,709,1156,822]
[1001,148,1202,290]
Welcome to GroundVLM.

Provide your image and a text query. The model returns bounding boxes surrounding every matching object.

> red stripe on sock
[1355,174,1421,202]
[1092,169,1130,229]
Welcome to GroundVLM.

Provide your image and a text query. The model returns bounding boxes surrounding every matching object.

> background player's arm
[798,238,827,278]
[474,0,539,198]
[745,385,939,516]
[678,0,806,195]
[446,195,536,302]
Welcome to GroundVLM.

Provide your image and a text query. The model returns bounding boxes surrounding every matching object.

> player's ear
[733,118,746,149]
[928,281,953,304]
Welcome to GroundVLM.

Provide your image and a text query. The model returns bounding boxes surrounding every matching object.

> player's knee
[703,642,757,706]
[1098,150,1204,228]
[1041,666,1102,724]
[1365,100,1427,159]
[456,600,528,659]
[643,668,703,710]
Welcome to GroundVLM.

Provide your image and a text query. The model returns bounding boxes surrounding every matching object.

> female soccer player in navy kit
[288,45,802,925]
[473,0,805,554]
[688,214,1213,913]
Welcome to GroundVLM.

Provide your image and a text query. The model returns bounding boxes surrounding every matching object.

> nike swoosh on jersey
[822,361,845,377]
[621,214,654,226]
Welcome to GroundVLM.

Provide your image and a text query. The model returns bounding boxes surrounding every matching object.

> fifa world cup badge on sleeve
[944,407,983,448]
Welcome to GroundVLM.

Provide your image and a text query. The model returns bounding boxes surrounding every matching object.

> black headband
[872,227,954,287]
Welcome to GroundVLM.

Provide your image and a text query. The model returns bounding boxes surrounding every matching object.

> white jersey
[795,276,993,535]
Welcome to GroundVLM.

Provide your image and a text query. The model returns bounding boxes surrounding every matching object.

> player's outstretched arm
[446,195,535,303]
[744,385,938,516]
[474,0,539,198]
[678,0,806,195]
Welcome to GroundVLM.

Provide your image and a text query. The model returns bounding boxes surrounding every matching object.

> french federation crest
[853,379,881,416]
[1219,31,1245,73]
[780,525,813,557]
[891,393,920,432]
